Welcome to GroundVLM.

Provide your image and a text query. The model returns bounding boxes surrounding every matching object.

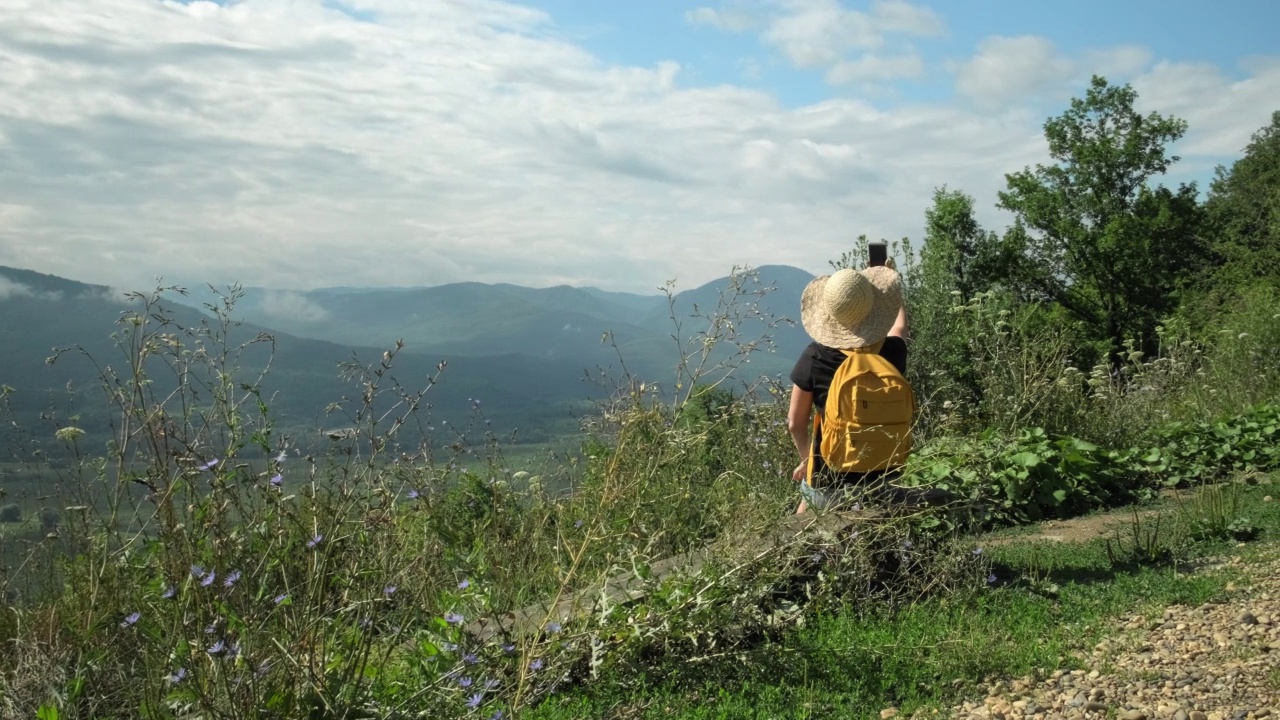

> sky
[0,0,1277,296]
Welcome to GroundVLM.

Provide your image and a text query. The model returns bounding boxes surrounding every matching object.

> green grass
[527,477,1280,720]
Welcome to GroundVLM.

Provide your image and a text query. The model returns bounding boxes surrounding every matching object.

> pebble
[943,555,1280,719]
[881,708,899,719]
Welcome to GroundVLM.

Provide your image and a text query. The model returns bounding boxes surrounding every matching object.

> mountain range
[0,264,817,456]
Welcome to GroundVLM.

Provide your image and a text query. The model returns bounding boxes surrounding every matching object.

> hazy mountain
[0,264,818,456]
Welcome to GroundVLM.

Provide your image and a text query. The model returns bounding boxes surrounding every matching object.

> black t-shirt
[789,337,908,409]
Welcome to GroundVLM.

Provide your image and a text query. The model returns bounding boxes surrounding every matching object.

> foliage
[1125,403,1280,487]
[995,75,1206,362]
[903,427,1142,529]
[1205,110,1280,288]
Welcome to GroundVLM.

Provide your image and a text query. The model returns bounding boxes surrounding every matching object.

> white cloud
[1133,60,1280,159]
[692,0,942,83]
[868,0,945,37]
[686,6,761,32]
[826,51,924,84]
[0,277,34,299]
[260,291,331,323]
[954,35,1076,107]
[0,276,60,300]
[0,0,1273,298]
[1083,44,1153,79]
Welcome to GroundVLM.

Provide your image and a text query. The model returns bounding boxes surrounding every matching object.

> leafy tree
[1205,110,1280,287]
[995,76,1205,362]
[906,188,997,411]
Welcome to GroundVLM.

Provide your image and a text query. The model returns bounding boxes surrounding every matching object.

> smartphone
[868,243,888,267]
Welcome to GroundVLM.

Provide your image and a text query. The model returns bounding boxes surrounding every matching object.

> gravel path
[940,553,1280,720]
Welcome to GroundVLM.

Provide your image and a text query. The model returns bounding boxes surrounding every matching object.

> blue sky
[529,0,1280,107]
[0,0,1276,299]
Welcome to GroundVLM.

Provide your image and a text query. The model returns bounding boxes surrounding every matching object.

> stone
[1174,711,1190,720]
[1120,711,1146,720]
[881,709,899,720]
[1189,712,1208,720]
[1085,702,1108,712]
[1238,612,1259,625]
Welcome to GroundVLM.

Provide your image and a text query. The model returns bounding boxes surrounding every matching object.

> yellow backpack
[808,342,915,484]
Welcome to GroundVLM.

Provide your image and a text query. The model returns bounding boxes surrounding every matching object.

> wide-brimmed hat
[800,266,902,349]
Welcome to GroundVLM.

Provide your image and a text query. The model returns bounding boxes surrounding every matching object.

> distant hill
[0,264,817,457]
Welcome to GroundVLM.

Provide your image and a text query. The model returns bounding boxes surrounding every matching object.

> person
[787,265,911,513]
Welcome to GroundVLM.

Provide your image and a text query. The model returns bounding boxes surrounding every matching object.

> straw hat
[800,266,902,349]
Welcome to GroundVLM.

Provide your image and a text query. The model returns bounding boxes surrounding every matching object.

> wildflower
[205,622,219,634]
[484,678,499,690]
[972,547,984,556]
[273,593,289,605]
[529,658,543,671]
[545,622,561,634]
[307,533,324,548]
[407,489,420,500]
[458,579,470,590]
[489,712,504,720]
[200,571,216,588]
[190,565,206,578]
[466,693,483,709]
[502,643,515,653]
[274,450,287,463]
[55,426,85,442]
[270,473,283,487]
[197,458,218,471]
[384,585,397,596]
[168,668,187,684]
[224,570,242,588]
[208,640,226,655]
[442,642,458,652]
[986,572,997,585]
[463,653,478,664]
[444,612,464,625]
[901,539,913,550]
[573,520,584,529]
[161,585,176,600]
[120,611,140,628]
[458,676,473,688]
[227,642,241,660]
[255,660,273,679]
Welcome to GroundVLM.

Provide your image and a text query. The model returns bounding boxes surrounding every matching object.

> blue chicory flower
[463,653,478,664]
[546,622,562,634]
[384,585,397,596]
[529,658,543,671]
[458,579,470,590]
[168,668,187,684]
[466,693,483,709]
[200,571,216,588]
[270,473,283,487]
[273,593,289,605]
[120,611,140,628]
[444,612,464,625]
[986,572,997,585]
[307,534,324,548]
[161,585,176,600]
[224,570,241,588]
[458,676,473,688]
[208,640,226,655]
[973,547,984,556]
[197,458,218,471]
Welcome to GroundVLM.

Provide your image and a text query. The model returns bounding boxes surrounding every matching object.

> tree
[1205,110,1280,287]
[906,188,997,407]
[995,75,1205,362]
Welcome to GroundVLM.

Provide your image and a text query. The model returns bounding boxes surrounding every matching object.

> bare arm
[888,304,909,341]
[787,385,814,481]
